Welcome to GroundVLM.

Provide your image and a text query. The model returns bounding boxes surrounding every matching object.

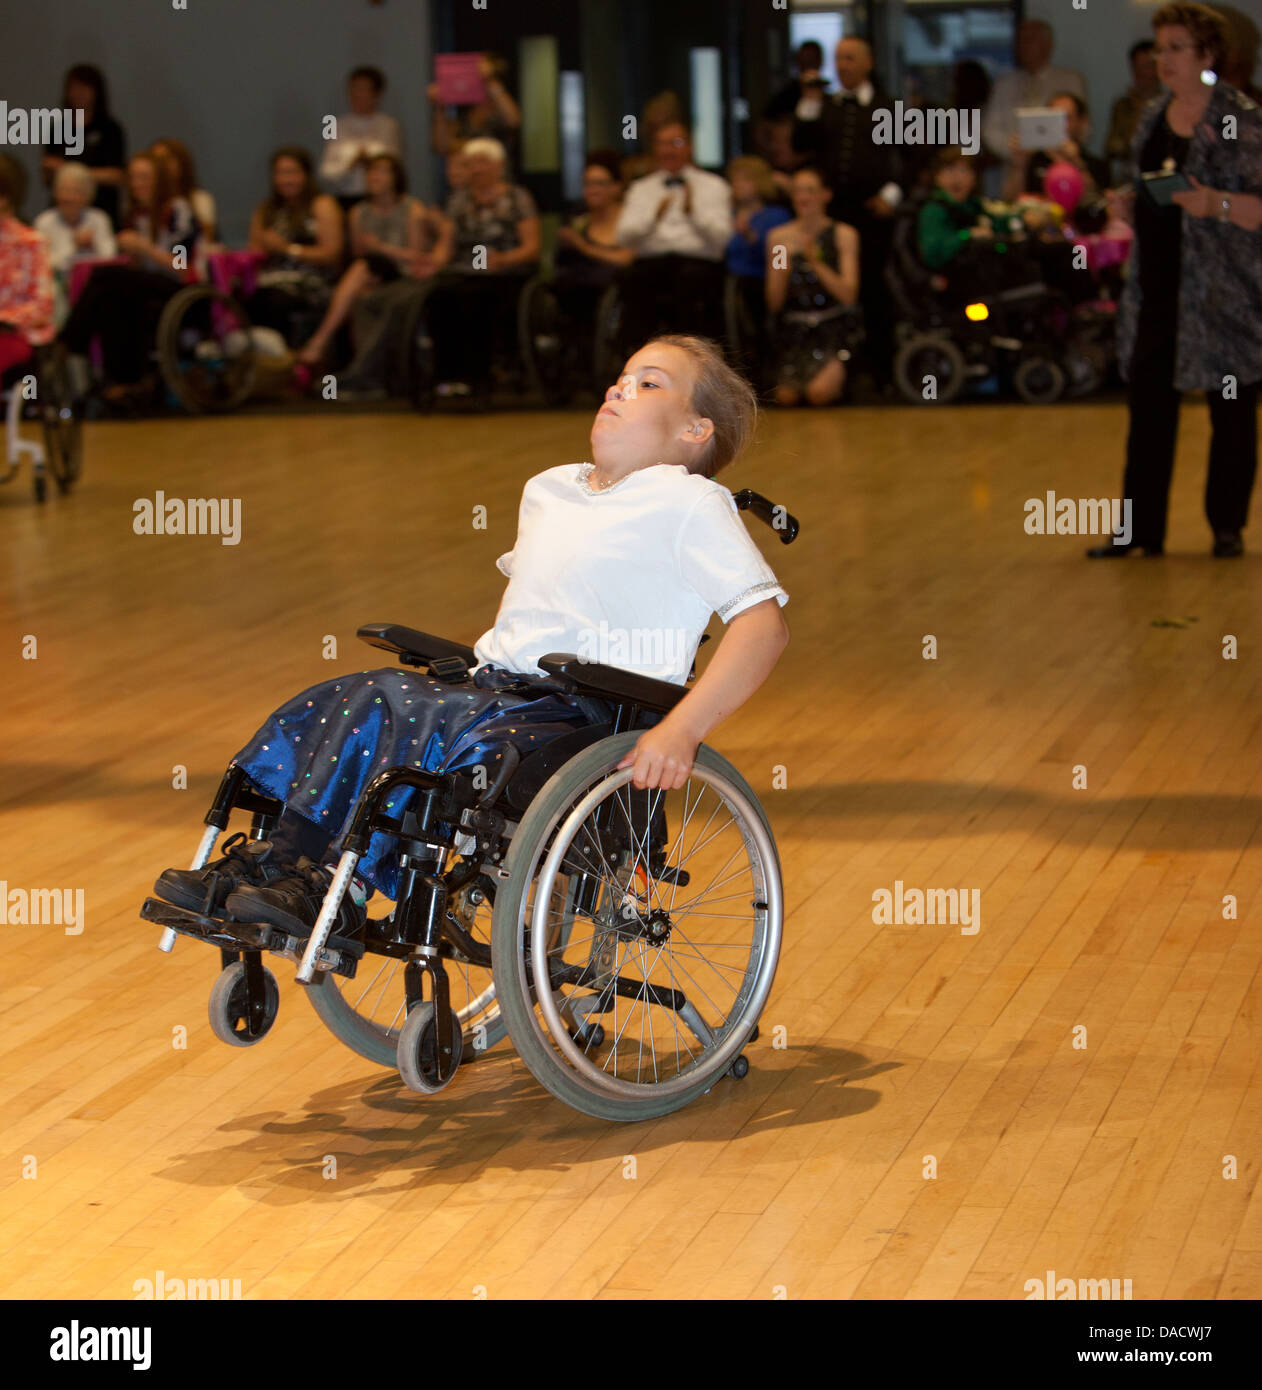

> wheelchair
[885,200,1114,406]
[69,252,260,416]
[2,343,84,503]
[140,488,799,1120]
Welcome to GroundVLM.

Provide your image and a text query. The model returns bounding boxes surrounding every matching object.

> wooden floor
[2,396,1260,1301]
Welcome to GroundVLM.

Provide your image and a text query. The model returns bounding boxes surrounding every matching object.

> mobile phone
[1141,170,1192,205]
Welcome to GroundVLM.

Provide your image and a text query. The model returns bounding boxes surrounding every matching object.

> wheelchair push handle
[732,489,799,544]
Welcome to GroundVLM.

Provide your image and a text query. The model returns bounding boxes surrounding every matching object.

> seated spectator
[428,53,521,159]
[59,151,199,406]
[295,152,444,376]
[247,147,344,345]
[765,165,860,407]
[726,155,792,278]
[150,138,217,244]
[42,64,126,228]
[551,151,633,323]
[34,164,117,324]
[320,66,404,211]
[615,121,731,349]
[918,148,1080,305]
[1106,42,1162,181]
[726,155,791,372]
[423,137,539,400]
[1003,92,1110,204]
[0,157,56,379]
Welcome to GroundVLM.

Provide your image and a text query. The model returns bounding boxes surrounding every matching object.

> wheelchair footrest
[140,896,254,952]
[140,897,362,978]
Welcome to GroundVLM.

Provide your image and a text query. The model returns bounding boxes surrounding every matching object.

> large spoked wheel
[156,284,257,414]
[38,346,84,495]
[492,731,783,1121]
[893,333,967,405]
[518,275,572,406]
[208,960,280,1047]
[305,871,506,1067]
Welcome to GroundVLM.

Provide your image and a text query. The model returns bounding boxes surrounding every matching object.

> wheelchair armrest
[536,653,689,713]
[357,623,477,669]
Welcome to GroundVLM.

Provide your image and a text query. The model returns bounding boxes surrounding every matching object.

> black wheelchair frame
[141,488,799,1118]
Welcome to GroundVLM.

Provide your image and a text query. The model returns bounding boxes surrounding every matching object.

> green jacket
[917,189,985,269]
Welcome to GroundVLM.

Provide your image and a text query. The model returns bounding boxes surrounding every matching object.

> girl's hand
[617,720,700,790]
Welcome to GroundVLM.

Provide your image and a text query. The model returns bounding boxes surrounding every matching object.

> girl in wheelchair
[153,334,790,945]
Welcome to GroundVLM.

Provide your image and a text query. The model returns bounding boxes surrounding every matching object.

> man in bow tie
[615,120,732,350]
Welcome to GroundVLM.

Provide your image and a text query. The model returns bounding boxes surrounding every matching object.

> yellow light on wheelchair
[965,302,990,323]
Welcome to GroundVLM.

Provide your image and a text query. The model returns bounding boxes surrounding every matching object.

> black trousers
[60,265,183,384]
[424,271,528,386]
[1123,328,1259,546]
[617,256,725,354]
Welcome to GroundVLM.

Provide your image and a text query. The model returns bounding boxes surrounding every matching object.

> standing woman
[41,64,127,228]
[765,165,860,407]
[247,147,344,345]
[1089,2,1262,559]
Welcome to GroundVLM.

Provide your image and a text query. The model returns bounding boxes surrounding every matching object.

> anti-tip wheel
[208,960,280,1046]
[397,1001,464,1094]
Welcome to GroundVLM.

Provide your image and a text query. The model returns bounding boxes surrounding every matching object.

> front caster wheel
[398,1001,464,1094]
[208,960,279,1046]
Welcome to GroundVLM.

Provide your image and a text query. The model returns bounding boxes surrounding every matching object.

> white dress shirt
[319,112,404,198]
[615,165,732,262]
[982,65,1088,161]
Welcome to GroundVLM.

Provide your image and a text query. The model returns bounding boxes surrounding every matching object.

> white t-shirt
[319,112,404,197]
[474,462,789,686]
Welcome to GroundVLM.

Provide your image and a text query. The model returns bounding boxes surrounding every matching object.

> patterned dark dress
[231,665,599,898]
[771,222,858,388]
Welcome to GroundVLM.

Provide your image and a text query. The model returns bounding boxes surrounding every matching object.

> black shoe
[226,857,366,940]
[1085,540,1164,558]
[154,833,290,915]
[1212,531,1244,558]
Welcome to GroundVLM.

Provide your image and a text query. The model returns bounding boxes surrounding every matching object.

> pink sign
[435,53,487,107]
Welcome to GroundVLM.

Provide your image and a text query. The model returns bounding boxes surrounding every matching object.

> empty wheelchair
[141,489,800,1120]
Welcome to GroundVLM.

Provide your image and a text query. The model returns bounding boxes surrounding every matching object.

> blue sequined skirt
[231,666,595,896]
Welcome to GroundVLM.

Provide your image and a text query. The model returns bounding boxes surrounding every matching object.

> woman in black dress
[1089,2,1262,559]
[765,165,861,407]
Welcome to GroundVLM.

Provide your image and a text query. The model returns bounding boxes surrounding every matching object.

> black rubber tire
[208,960,280,1047]
[156,284,257,414]
[397,1001,464,1094]
[893,333,967,405]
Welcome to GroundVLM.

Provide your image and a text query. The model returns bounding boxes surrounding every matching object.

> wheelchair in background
[140,488,799,1121]
[2,343,84,503]
[885,199,1115,407]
